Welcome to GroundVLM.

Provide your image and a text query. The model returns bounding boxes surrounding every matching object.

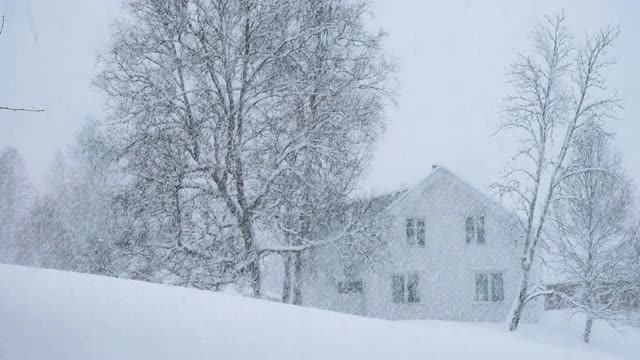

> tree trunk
[282,253,292,303]
[584,316,594,343]
[237,211,261,298]
[292,250,303,305]
[509,265,531,331]
[247,258,261,298]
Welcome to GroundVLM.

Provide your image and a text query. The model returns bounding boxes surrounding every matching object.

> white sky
[1,0,639,196]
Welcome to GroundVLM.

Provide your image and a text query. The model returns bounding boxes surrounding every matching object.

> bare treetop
[493,12,621,332]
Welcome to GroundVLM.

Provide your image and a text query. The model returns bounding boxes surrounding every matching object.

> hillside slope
[0,264,635,359]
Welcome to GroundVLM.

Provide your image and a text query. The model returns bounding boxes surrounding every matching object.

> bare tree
[493,12,621,331]
[97,0,295,295]
[96,0,393,297]
[255,0,394,305]
[549,129,637,343]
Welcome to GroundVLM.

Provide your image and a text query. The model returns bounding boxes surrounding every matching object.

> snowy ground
[0,264,638,360]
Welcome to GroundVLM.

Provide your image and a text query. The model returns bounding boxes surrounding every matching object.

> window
[392,275,404,303]
[477,216,485,244]
[406,218,425,246]
[465,215,485,244]
[474,272,504,302]
[416,219,425,246]
[407,273,420,303]
[466,217,475,243]
[406,219,414,243]
[475,273,488,301]
[392,273,420,303]
[337,281,364,294]
[491,273,504,301]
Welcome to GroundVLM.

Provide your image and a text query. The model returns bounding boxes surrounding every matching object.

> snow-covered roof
[381,165,515,220]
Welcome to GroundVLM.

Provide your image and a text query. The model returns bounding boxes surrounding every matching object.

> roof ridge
[381,165,516,222]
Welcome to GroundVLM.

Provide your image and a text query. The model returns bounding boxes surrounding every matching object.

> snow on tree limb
[494,12,621,332]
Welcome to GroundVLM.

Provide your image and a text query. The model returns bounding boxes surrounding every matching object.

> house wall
[365,171,522,321]
[301,247,368,316]
[302,168,542,322]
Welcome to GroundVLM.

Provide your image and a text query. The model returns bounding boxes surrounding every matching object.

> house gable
[384,166,521,250]
[387,166,514,222]
[359,166,527,321]
[301,165,537,322]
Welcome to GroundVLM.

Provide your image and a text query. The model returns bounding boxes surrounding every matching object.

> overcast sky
[1,0,639,196]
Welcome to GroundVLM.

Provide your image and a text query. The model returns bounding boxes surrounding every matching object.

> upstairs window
[337,281,363,294]
[392,273,420,303]
[474,272,504,302]
[465,215,485,244]
[406,218,425,246]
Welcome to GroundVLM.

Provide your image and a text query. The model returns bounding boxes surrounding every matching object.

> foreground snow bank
[515,310,640,360]
[0,264,635,359]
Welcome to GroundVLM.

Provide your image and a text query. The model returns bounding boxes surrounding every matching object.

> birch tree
[549,129,637,343]
[97,0,291,295]
[493,12,621,331]
[256,0,393,305]
[97,0,393,297]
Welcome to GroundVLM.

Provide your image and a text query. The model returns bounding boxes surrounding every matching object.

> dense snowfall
[1,0,639,358]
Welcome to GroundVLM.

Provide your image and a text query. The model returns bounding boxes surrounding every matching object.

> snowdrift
[0,264,634,359]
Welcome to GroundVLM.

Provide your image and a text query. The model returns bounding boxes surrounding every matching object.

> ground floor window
[337,281,363,294]
[474,272,504,302]
[392,272,420,303]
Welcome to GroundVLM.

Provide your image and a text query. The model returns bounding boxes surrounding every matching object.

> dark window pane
[491,273,504,301]
[416,219,425,246]
[392,275,404,303]
[475,273,488,301]
[407,273,420,303]
[465,216,475,244]
[477,216,485,244]
[406,219,415,245]
[337,281,363,294]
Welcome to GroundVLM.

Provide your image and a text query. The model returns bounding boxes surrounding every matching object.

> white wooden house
[301,165,542,322]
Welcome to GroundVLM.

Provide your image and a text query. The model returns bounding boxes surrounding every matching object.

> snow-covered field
[0,264,637,360]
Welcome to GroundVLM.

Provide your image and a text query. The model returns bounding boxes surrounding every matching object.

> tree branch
[0,106,45,113]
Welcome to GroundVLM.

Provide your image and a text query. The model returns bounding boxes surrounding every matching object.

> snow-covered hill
[0,264,637,359]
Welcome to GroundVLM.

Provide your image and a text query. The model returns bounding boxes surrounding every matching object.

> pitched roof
[381,165,513,218]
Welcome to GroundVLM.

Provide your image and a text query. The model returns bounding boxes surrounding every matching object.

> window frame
[392,275,405,303]
[465,215,486,244]
[337,280,364,294]
[415,219,425,246]
[392,272,421,304]
[406,217,426,247]
[407,273,420,303]
[472,270,505,303]
[490,273,504,302]
[474,273,489,302]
